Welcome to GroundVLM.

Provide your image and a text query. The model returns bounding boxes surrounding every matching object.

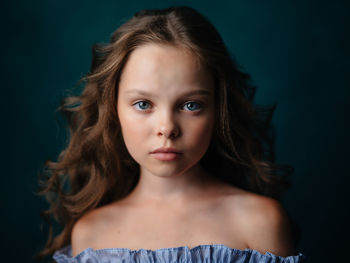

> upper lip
[150,147,182,154]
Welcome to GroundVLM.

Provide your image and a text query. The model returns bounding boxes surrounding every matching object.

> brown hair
[36,6,292,261]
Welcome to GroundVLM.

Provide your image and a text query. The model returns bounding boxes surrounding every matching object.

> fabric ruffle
[53,244,305,263]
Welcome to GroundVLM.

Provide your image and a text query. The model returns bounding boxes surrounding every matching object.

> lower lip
[151,152,182,161]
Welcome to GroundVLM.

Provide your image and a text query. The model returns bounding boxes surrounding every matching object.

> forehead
[118,43,213,94]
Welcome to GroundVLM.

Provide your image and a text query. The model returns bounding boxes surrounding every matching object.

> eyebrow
[124,89,212,97]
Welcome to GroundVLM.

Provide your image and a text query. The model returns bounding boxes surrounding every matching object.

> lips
[150,147,181,154]
[150,147,182,161]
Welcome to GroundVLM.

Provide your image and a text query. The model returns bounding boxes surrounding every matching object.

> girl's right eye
[133,101,151,111]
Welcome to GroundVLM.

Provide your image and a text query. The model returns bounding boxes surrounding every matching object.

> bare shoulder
[224,188,295,257]
[71,203,120,257]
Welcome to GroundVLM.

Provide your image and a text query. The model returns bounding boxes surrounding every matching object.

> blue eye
[134,101,151,110]
[183,101,201,111]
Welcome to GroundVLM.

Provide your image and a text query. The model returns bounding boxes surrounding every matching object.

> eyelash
[132,101,203,112]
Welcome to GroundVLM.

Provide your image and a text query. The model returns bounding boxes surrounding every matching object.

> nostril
[157,126,180,139]
[156,113,180,138]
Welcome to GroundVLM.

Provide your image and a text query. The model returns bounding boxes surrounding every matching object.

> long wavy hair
[36,5,293,261]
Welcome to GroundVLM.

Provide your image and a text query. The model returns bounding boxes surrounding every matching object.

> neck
[124,164,215,206]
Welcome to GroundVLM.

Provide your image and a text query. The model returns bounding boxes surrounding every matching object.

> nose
[156,111,180,139]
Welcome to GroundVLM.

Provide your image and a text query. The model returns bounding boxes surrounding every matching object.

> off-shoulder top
[53,244,305,262]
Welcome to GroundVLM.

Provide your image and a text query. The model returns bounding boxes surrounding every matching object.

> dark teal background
[2,0,349,262]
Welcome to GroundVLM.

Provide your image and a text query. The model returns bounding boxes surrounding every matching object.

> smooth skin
[71,44,295,257]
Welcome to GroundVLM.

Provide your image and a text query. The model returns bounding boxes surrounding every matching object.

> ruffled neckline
[53,243,305,263]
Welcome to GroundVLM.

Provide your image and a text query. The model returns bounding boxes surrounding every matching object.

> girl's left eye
[134,101,151,110]
[183,101,202,111]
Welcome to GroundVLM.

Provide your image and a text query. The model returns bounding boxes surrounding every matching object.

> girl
[38,6,305,263]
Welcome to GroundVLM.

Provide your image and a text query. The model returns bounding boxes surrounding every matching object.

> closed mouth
[150,151,182,161]
[150,147,182,154]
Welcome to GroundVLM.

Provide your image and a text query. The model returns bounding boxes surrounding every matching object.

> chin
[151,169,184,178]
[143,164,191,178]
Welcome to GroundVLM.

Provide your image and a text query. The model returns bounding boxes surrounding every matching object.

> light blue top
[53,244,305,263]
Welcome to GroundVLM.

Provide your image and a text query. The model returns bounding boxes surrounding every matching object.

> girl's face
[117,44,215,178]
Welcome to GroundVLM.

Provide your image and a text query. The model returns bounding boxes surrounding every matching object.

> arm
[241,196,296,257]
[71,211,96,257]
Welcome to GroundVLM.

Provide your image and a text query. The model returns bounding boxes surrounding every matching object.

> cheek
[185,115,214,150]
[121,121,142,148]
[118,108,148,158]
